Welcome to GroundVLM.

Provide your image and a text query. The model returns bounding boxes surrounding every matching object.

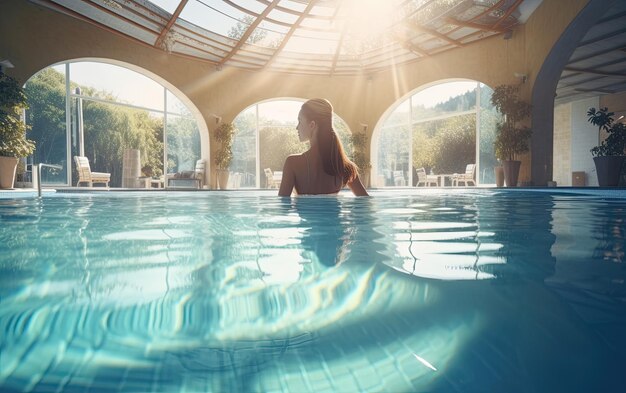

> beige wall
[0,0,590,187]
[600,92,626,115]
[552,91,625,187]
[553,103,572,186]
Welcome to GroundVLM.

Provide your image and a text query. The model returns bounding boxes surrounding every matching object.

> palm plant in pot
[490,84,532,187]
[213,122,235,189]
[586,107,626,187]
[0,70,35,189]
[350,129,371,188]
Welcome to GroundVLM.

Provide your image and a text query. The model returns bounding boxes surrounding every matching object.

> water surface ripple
[1,190,625,392]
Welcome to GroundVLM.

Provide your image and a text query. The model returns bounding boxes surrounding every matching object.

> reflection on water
[1,190,625,392]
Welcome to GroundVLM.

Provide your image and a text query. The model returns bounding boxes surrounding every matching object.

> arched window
[372,81,499,187]
[24,61,205,187]
[231,99,353,188]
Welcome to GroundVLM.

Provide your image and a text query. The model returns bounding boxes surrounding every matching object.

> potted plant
[213,122,235,189]
[350,129,371,187]
[0,70,35,189]
[586,107,626,186]
[490,84,532,187]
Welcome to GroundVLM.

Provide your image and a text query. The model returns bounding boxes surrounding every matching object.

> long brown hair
[300,98,358,185]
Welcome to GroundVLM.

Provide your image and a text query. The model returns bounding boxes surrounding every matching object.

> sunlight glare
[413,353,438,371]
[341,0,398,41]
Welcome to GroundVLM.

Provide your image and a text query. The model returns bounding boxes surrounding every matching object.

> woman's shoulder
[286,152,307,162]
[283,152,307,169]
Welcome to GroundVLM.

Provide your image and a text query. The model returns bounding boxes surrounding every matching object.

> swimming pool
[1,189,625,392]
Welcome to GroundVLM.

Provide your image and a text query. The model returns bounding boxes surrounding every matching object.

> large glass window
[374,81,499,187]
[24,61,202,187]
[24,65,67,184]
[232,99,352,188]
[166,114,200,174]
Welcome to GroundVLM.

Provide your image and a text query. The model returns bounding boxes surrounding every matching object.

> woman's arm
[347,175,369,196]
[278,156,296,196]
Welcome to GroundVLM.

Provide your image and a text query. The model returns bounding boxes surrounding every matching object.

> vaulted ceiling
[29,0,542,76]
[26,0,626,104]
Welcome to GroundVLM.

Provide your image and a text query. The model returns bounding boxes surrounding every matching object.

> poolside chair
[393,170,406,186]
[452,164,476,186]
[74,156,111,187]
[273,171,283,186]
[168,159,206,189]
[415,167,438,187]
[265,168,278,188]
[229,172,241,189]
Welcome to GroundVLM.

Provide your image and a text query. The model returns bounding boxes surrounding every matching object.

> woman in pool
[278,98,369,196]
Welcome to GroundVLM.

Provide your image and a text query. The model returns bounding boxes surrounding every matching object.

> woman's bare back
[284,151,342,195]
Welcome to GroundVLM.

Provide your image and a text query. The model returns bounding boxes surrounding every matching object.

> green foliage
[426,89,476,114]
[25,67,173,187]
[490,84,532,161]
[379,124,409,174]
[0,70,35,157]
[82,100,165,185]
[214,122,236,169]
[412,127,437,170]
[410,90,477,127]
[478,104,500,177]
[228,15,267,45]
[232,111,257,184]
[587,107,626,157]
[412,114,475,173]
[259,125,306,172]
[232,108,354,182]
[24,68,65,165]
[350,132,372,174]
[166,115,198,173]
[350,130,371,172]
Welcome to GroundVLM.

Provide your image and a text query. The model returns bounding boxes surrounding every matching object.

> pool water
[1,189,625,392]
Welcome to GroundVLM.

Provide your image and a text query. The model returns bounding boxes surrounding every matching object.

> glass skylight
[35,0,539,75]
[181,0,246,38]
[148,0,182,14]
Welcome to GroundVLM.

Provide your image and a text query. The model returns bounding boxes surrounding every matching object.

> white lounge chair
[415,167,438,187]
[265,168,279,188]
[74,156,110,187]
[452,164,476,186]
[393,170,406,186]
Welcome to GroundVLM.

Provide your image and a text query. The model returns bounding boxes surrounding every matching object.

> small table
[138,177,164,189]
[150,178,164,188]
[138,177,151,188]
[437,174,455,187]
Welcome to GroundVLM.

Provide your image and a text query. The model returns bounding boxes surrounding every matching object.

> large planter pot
[502,160,521,187]
[593,156,625,187]
[494,166,504,187]
[217,169,230,190]
[0,156,19,189]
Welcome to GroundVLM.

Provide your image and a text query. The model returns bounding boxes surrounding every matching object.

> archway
[371,80,498,188]
[24,59,208,188]
[232,99,353,189]
[531,0,617,186]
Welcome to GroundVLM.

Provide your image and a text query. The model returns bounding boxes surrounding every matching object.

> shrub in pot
[350,130,371,187]
[586,107,626,187]
[490,84,532,187]
[0,70,35,189]
[214,122,235,189]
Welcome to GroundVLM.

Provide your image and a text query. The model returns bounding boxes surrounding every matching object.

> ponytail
[300,99,358,185]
